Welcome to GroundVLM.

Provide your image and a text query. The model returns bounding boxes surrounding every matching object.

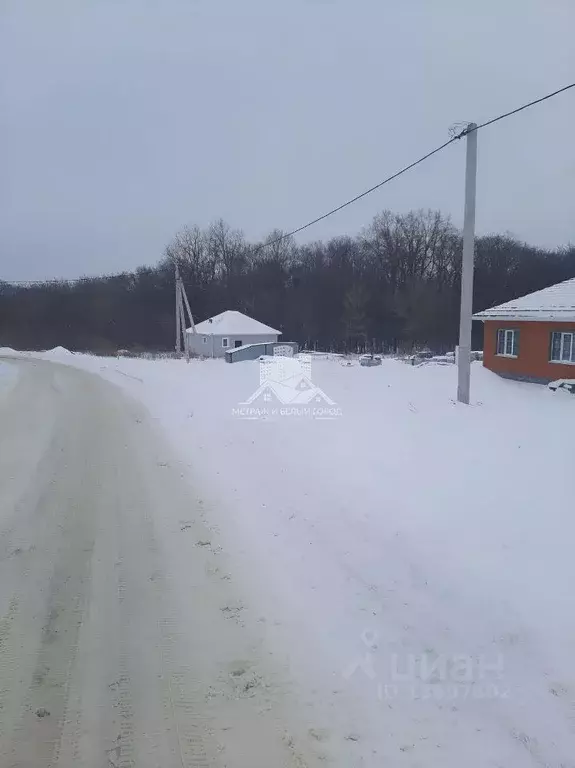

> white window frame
[550,331,575,364]
[496,328,519,358]
[221,337,229,348]
[202,336,208,344]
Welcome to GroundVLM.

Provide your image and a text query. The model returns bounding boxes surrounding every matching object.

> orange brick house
[473,277,575,383]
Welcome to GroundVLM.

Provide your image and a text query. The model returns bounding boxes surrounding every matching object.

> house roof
[188,310,281,336]
[473,277,575,322]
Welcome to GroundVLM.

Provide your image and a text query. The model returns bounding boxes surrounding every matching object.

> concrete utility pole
[178,282,187,360]
[175,263,182,356]
[174,263,197,361]
[457,123,478,405]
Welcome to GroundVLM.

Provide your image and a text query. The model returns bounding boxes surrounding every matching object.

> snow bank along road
[0,358,324,768]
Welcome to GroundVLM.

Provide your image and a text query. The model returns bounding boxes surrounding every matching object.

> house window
[202,336,208,344]
[496,329,519,357]
[221,337,229,348]
[234,340,243,348]
[550,331,575,364]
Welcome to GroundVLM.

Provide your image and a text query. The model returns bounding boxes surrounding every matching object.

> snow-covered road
[0,358,325,767]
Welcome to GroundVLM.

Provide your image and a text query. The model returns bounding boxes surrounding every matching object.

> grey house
[186,310,280,358]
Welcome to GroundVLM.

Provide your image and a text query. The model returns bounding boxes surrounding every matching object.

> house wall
[482,320,575,382]
[187,333,279,358]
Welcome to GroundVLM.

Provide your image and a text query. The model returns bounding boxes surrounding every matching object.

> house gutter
[473,313,575,322]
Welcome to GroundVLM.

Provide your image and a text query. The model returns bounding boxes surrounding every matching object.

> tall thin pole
[179,289,187,360]
[457,123,478,405]
[175,263,182,356]
[180,283,196,334]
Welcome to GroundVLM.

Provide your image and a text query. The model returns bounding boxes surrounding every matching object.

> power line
[256,137,460,252]
[5,81,575,284]
[457,81,575,136]
[260,81,575,251]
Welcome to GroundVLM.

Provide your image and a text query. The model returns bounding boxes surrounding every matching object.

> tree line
[1,209,574,354]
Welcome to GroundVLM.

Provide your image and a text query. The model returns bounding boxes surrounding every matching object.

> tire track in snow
[0,366,99,767]
[115,430,215,768]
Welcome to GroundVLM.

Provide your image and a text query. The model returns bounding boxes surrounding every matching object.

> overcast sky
[1,0,574,282]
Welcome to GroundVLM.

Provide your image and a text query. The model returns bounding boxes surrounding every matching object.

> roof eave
[189,327,281,335]
[473,313,575,322]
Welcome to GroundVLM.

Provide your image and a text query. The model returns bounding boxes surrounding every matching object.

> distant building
[186,310,280,358]
[473,277,575,383]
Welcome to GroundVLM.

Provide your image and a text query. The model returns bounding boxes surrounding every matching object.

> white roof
[473,278,575,322]
[188,310,280,336]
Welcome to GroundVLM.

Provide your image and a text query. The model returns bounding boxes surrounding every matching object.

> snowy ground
[0,357,19,396]
[9,349,575,766]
